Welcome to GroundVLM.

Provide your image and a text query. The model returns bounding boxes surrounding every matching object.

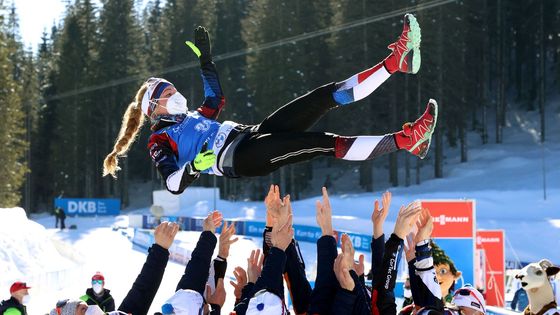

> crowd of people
[6,185,534,315]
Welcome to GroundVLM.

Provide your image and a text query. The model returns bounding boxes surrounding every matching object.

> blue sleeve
[308,235,339,314]
[197,61,226,120]
[176,231,217,295]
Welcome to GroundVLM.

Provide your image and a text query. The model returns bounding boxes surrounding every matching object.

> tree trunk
[539,0,545,143]
[435,8,443,179]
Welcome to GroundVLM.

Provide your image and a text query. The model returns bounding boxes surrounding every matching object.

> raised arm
[188,26,226,120]
[118,222,179,315]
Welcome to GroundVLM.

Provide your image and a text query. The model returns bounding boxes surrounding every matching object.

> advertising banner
[55,198,120,216]
[421,200,476,287]
[476,230,505,307]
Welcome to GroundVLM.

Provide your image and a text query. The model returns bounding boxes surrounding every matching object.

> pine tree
[0,3,28,206]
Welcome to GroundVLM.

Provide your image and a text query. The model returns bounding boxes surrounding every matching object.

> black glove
[194,26,212,65]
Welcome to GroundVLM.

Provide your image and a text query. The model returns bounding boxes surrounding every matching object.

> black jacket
[308,235,338,315]
[80,288,115,312]
[118,244,170,315]
[263,227,312,314]
[234,247,287,315]
[0,297,27,315]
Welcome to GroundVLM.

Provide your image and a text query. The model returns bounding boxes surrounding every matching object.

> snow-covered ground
[1,104,559,314]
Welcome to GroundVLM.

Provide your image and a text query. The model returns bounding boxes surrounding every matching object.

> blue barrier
[55,198,120,216]
[140,214,374,251]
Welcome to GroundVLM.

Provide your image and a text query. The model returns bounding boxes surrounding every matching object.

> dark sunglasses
[92,280,104,285]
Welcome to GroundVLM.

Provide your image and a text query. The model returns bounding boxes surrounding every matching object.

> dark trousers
[234,83,340,177]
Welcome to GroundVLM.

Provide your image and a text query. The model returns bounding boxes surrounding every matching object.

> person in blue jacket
[103,15,438,195]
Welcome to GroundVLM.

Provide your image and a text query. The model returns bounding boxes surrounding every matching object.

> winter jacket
[80,288,115,312]
[148,60,226,195]
[263,227,312,314]
[398,240,445,315]
[308,235,338,315]
[0,297,26,315]
[233,247,287,315]
[176,230,221,314]
[118,243,170,315]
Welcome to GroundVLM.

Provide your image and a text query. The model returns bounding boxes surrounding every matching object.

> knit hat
[92,272,104,281]
[431,241,458,274]
[161,289,203,315]
[246,290,286,315]
[141,77,173,117]
[10,282,31,294]
[452,285,486,314]
[49,299,83,315]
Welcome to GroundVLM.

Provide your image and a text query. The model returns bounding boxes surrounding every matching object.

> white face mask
[21,294,30,304]
[403,288,412,298]
[165,92,188,115]
[92,283,103,295]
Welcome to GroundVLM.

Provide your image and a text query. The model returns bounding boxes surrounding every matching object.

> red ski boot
[394,99,438,159]
[384,13,422,74]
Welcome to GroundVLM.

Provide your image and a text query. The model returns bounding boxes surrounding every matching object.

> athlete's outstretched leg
[234,99,437,177]
[258,14,422,133]
[332,13,421,105]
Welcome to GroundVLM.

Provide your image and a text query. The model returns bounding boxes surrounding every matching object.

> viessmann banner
[55,198,121,216]
[476,230,505,307]
[420,200,476,287]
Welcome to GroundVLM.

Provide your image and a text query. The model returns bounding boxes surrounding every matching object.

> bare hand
[264,185,281,226]
[154,221,179,250]
[229,266,247,300]
[315,187,334,236]
[218,221,239,258]
[415,208,433,243]
[341,233,355,270]
[354,254,365,277]
[271,214,294,251]
[334,253,355,291]
[203,210,223,233]
[247,249,264,283]
[205,278,226,307]
[404,233,416,262]
[393,201,422,240]
[372,191,391,239]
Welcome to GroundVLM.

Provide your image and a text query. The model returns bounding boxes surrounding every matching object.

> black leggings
[234,83,340,177]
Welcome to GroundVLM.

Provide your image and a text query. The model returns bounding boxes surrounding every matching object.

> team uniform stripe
[353,66,391,101]
[270,147,333,164]
[342,136,383,160]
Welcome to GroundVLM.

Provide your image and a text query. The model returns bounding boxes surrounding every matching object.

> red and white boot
[384,13,422,74]
[394,99,438,159]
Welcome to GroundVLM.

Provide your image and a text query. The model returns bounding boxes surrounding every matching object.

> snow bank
[0,208,77,291]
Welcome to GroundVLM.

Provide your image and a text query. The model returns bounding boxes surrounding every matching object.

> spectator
[80,272,115,312]
[117,221,179,315]
[48,299,88,315]
[510,286,529,312]
[402,277,413,308]
[54,206,66,230]
[0,282,31,315]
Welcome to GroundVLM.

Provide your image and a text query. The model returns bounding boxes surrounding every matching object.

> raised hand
[264,185,281,226]
[218,221,239,259]
[393,201,422,240]
[154,221,179,250]
[203,210,223,233]
[404,233,417,262]
[334,253,355,291]
[415,208,433,243]
[271,213,294,251]
[354,254,365,277]
[229,266,247,300]
[247,249,264,284]
[372,191,392,239]
[340,233,356,270]
[315,187,334,236]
